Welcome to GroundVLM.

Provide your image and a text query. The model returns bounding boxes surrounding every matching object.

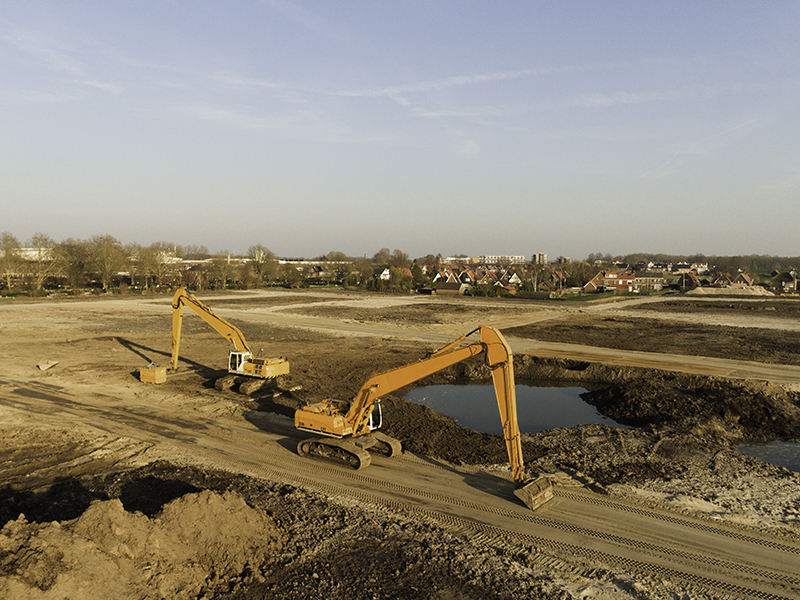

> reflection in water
[737,441,800,473]
[404,382,625,435]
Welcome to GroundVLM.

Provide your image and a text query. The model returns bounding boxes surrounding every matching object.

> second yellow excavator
[294,325,553,510]
[145,287,289,393]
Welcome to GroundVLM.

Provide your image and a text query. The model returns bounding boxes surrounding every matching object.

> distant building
[480,254,526,264]
[532,253,548,265]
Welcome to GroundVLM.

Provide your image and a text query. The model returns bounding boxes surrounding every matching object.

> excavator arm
[170,287,251,372]
[343,326,525,483]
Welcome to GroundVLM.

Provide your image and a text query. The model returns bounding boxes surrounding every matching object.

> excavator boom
[170,287,250,372]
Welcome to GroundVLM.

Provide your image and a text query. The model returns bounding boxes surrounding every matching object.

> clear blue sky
[2,1,798,260]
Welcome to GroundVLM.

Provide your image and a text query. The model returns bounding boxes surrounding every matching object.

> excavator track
[368,431,403,457]
[214,374,239,391]
[297,437,372,470]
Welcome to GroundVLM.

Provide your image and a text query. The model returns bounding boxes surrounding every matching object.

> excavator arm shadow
[117,336,217,381]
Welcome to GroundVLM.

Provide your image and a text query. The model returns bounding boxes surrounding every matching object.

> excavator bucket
[139,364,167,384]
[513,475,554,511]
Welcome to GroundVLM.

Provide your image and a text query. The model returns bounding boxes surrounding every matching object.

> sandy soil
[1,290,799,599]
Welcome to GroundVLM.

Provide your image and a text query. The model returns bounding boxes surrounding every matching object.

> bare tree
[89,234,125,292]
[211,250,236,289]
[247,244,278,284]
[0,231,21,291]
[148,241,178,285]
[25,232,58,294]
[56,238,91,293]
[137,245,159,290]
[124,242,145,290]
[182,245,210,260]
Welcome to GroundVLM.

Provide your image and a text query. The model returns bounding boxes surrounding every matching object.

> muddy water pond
[404,381,625,436]
[737,441,800,473]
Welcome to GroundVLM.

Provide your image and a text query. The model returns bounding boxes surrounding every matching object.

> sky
[2,1,799,260]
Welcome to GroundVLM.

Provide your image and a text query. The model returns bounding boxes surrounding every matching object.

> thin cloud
[78,80,123,95]
[0,89,78,105]
[335,69,543,98]
[643,119,758,178]
[1,27,85,76]
[456,140,480,158]
[573,89,689,107]
[180,104,370,144]
[259,0,368,51]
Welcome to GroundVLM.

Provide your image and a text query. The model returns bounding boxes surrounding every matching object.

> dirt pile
[0,490,283,600]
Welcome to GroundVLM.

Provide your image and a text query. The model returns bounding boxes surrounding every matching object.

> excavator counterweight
[294,325,552,510]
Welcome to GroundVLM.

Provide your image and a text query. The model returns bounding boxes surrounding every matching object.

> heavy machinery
[141,287,289,394]
[294,325,553,510]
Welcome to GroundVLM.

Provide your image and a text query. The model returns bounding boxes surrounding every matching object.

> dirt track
[1,290,799,599]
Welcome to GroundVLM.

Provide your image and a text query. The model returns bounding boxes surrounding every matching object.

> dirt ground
[1,290,799,599]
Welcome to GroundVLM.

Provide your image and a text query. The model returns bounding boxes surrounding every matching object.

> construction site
[1,289,800,599]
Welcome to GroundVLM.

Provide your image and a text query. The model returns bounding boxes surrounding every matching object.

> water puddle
[404,381,625,435]
[737,441,800,473]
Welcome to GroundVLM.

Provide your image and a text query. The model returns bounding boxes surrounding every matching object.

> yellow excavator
[141,287,289,394]
[294,325,553,510]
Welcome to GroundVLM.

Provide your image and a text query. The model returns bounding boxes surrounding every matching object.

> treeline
[0,232,421,295]
[1,230,796,297]
[590,252,800,275]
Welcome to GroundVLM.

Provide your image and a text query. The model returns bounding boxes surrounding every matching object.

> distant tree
[239,261,259,289]
[89,234,126,292]
[182,244,210,260]
[280,263,303,287]
[366,275,384,292]
[137,245,159,290]
[247,244,278,284]
[344,257,373,288]
[411,263,425,285]
[565,261,597,287]
[417,254,441,273]
[372,247,391,264]
[56,238,91,293]
[0,231,21,291]
[527,263,550,292]
[124,242,145,290]
[388,249,410,269]
[326,250,349,262]
[210,250,236,289]
[148,241,178,285]
[25,232,58,294]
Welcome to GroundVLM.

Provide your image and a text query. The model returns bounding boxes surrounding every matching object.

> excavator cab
[369,401,383,430]
[228,351,251,374]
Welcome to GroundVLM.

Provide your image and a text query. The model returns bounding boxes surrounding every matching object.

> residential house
[583,271,605,293]
[435,281,468,294]
[476,271,500,286]
[677,272,702,291]
[633,273,664,293]
[544,269,567,291]
[459,269,477,285]
[771,271,798,295]
[602,271,635,294]
[712,273,734,287]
